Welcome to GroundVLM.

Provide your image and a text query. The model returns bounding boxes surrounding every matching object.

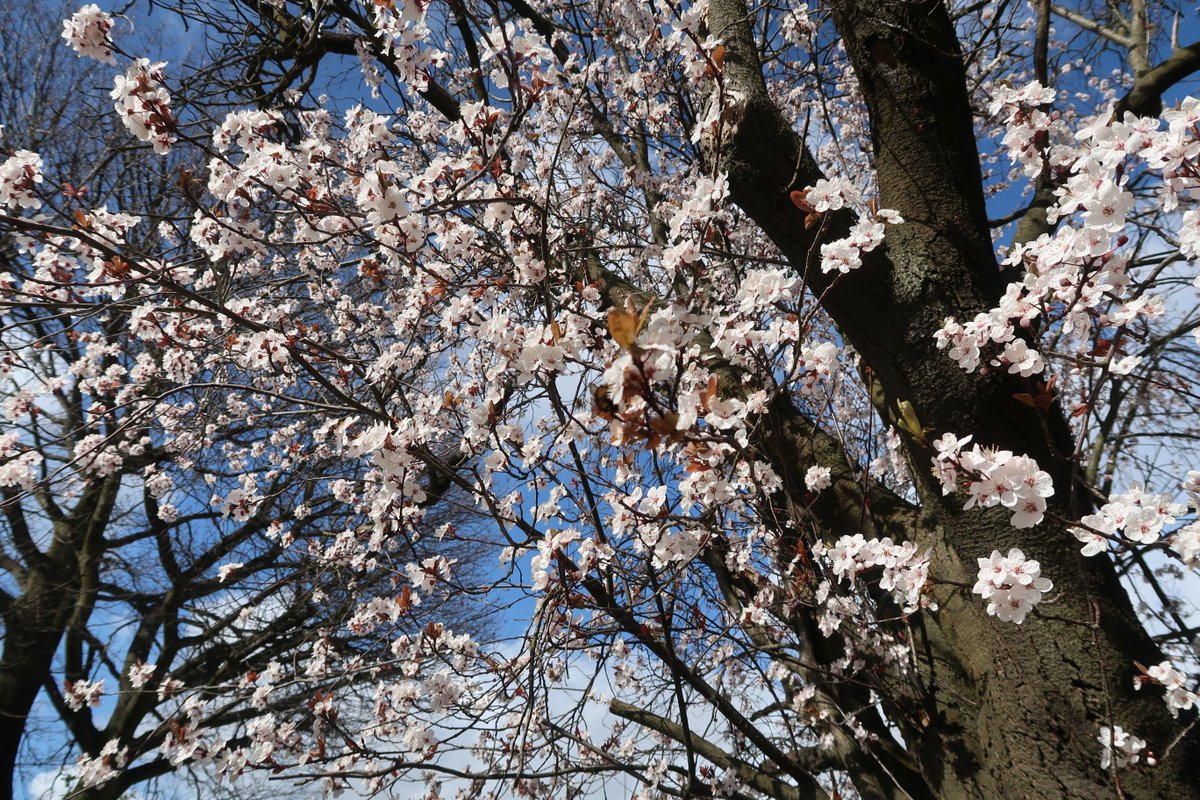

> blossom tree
[4,0,1200,798]
[0,4,486,798]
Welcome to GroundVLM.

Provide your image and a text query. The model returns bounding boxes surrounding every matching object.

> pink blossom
[62,4,116,65]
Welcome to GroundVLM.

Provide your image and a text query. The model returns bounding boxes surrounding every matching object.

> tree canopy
[3,0,1200,798]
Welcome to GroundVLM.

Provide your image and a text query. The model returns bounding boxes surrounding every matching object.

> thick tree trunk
[0,569,75,794]
[704,0,1200,796]
[0,476,119,796]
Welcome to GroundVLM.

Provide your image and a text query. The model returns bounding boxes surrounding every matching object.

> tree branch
[1117,40,1200,117]
[1049,5,1135,48]
[609,699,821,800]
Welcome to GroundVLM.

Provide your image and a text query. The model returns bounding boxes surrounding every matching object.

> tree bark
[0,561,81,792]
[0,475,120,795]
[702,0,1200,796]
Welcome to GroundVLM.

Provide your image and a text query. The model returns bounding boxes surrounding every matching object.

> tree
[4,0,1200,798]
[0,4,486,798]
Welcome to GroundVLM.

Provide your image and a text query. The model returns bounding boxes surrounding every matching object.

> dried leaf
[700,374,719,413]
[608,308,639,349]
[789,190,816,212]
[649,412,681,437]
[703,45,727,77]
[106,257,131,279]
[636,298,654,334]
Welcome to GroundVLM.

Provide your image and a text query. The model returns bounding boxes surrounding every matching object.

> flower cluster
[937,82,1200,380]
[530,527,582,592]
[805,177,862,212]
[988,80,1061,178]
[0,433,44,491]
[127,661,157,689]
[1135,661,1198,718]
[61,3,116,64]
[932,434,1055,528]
[0,150,43,210]
[934,315,1045,376]
[370,0,448,91]
[75,740,128,789]
[1098,725,1147,770]
[64,679,105,711]
[779,4,815,45]
[1167,470,1200,567]
[816,534,932,613]
[819,210,904,275]
[405,555,455,591]
[1070,483,1188,557]
[804,465,832,492]
[972,548,1052,624]
[111,59,175,154]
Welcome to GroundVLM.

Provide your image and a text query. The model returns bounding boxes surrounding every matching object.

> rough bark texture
[0,572,75,790]
[0,475,119,794]
[702,0,1200,797]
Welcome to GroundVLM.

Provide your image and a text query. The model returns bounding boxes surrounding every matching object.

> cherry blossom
[6,3,1200,798]
[61,3,116,64]
[0,150,43,210]
[1098,724,1148,770]
[932,437,1055,528]
[972,549,1053,624]
[127,661,157,689]
[110,58,175,154]
[1071,484,1189,556]
[816,534,932,614]
[75,740,128,789]
[216,563,244,582]
[804,465,832,492]
[64,679,105,711]
[1136,661,1198,719]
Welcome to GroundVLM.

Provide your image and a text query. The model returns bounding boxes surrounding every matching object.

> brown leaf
[649,412,681,438]
[789,190,816,213]
[608,309,639,349]
[699,374,719,413]
[703,45,726,77]
[104,256,130,279]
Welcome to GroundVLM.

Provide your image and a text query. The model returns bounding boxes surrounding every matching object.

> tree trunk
[0,568,76,793]
[704,0,1200,796]
[1,475,119,796]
